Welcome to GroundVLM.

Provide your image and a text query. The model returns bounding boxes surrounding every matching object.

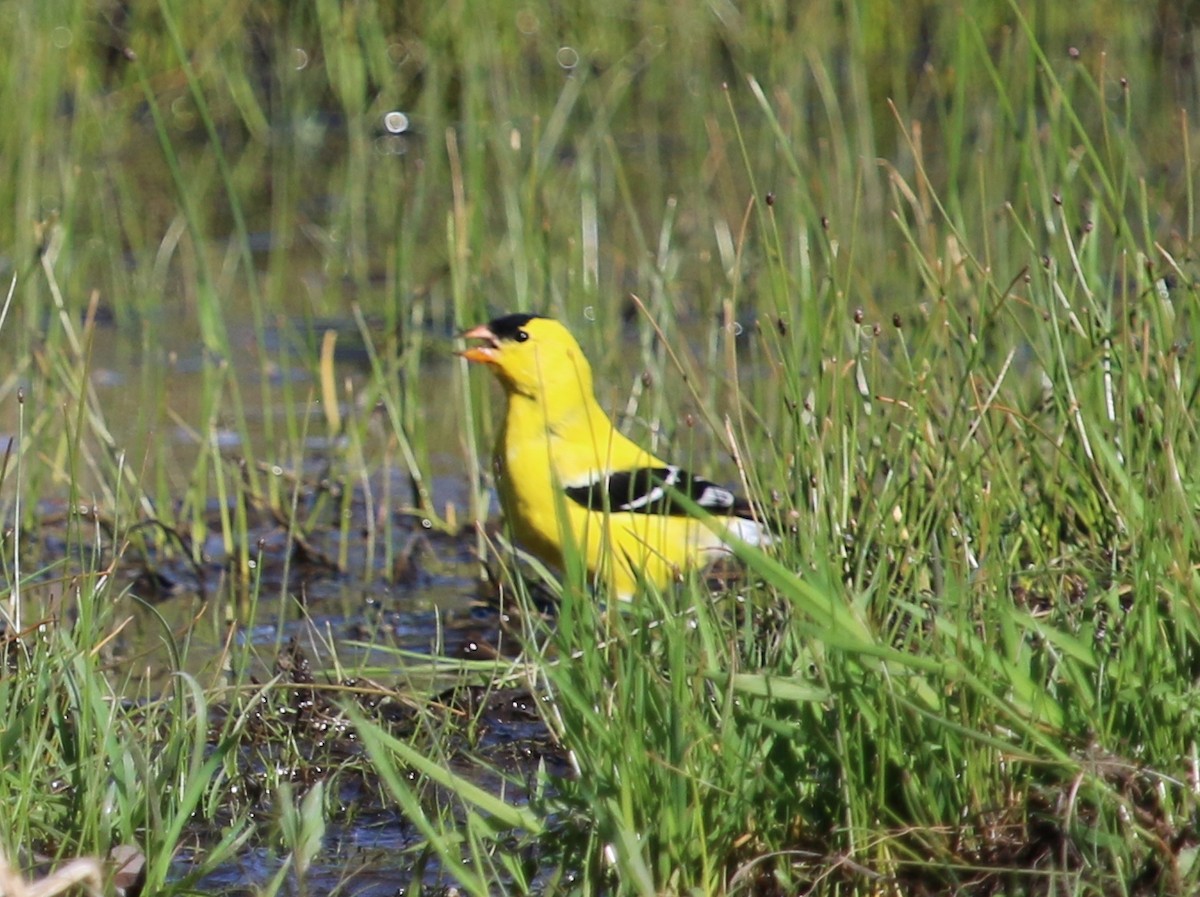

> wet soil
[11,475,568,895]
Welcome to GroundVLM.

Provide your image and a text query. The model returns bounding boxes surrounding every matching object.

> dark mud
[11,475,568,895]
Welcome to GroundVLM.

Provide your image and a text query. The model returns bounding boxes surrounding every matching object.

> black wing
[563,466,755,518]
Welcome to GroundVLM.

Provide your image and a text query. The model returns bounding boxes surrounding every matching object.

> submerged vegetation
[0,0,1198,893]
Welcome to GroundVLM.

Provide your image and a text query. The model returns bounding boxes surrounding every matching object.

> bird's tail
[723,514,773,548]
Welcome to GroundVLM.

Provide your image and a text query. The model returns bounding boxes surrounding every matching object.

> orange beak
[458,324,500,364]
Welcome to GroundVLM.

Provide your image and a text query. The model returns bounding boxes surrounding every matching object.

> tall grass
[359,4,1200,895]
[1,0,1198,894]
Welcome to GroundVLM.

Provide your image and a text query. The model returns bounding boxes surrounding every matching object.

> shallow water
[1,294,554,893]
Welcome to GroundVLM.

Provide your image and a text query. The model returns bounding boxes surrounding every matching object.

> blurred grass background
[1,0,1195,541]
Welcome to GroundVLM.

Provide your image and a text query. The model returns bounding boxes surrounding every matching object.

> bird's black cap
[488,313,545,340]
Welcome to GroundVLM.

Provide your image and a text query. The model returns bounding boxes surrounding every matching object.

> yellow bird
[461,313,769,600]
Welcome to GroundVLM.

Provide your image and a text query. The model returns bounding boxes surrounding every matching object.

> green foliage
[0,0,1198,894]
[0,572,252,892]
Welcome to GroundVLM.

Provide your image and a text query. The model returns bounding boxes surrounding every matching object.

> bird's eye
[515,329,529,343]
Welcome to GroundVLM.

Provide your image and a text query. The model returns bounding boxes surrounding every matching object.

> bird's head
[460,313,596,412]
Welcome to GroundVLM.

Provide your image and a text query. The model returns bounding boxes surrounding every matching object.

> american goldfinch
[461,313,769,600]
